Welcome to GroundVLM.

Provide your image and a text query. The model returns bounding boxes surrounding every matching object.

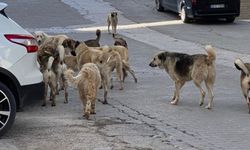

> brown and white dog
[107,12,118,34]
[113,33,128,49]
[65,63,101,119]
[234,58,250,113]
[149,45,216,109]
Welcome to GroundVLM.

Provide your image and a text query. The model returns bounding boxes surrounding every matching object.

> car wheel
[155,0,164,12]
[0,82,16,136]
[181,6,190,23]
[225,17,235,23]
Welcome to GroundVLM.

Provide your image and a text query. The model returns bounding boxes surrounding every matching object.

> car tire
[181,6,190,23]
[155,0,164,12]
[0,82,16,137]
[226,17,235,23]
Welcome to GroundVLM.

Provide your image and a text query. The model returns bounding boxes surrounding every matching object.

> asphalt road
[1,0,250,150]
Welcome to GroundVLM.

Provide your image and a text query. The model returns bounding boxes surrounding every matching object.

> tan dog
[100,45,138,83]
[96,46,124,91]
[65,63,101,119]
[234,58,250,113]
[62,39,110,104]
[42,56,57,107]
[149,45,216,109]
[107,12,118,34]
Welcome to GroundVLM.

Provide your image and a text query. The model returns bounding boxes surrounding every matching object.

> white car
[0,3,44,136]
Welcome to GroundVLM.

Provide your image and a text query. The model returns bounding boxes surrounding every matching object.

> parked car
[155,0,240,23]
[0,2,44,136]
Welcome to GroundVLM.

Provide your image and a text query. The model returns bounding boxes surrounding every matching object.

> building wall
[240,0,250,19]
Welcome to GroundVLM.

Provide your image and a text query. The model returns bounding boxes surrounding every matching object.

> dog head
[111,11,118,18]
[62,39,80,56]
[34,31,47,45]
[149,52,168,69]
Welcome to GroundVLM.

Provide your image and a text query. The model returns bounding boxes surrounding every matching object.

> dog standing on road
[149,45,216,109]
[234,58,250,113]
[65,63,101,119]
[107,12,118,34]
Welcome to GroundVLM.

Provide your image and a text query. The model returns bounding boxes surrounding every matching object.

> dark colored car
[155,0,240,23]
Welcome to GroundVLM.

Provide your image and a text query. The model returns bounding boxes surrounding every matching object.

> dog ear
[75,41,80,48]
[158,52,166,62]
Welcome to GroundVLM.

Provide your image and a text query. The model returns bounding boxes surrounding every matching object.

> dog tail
[47,56,54,78]
[234,58,249,76]
[96,29,101,42]
[205,45,216,61]
[57,45,65,63]
[64,69,78,87]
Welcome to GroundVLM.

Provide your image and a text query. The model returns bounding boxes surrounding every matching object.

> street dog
[43,56,57,106]
[107,12,118,34]
[97,46,124,91]
[38,43,68,106]
[62,39,110,104]
[34,31,69,47]
[84,29,101,47]
[234,58,250,113]
[113,33,128,49]
[65,63,101,119]
[100,45,137,83]
[149,45,216,109]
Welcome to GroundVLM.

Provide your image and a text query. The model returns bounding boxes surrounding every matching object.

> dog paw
[83,113,90,119]
[199,102,204,106]
[110,85,114,89]
[170,101,178,105]
[51,103,56,107]
[102,101,108,105]
[205,105,211,109]
[64,101,68,104]
[135,78,138,83]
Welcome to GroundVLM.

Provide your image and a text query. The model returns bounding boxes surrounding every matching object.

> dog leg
[171,81,185,105]
[124,64,138,83]
[63,75,68,104]
[50,80,57,107]
[42,82,48,106]
[171,90,176,102]
[107,20,111,34]
[205,80,214,109]
[84,100,91,119]
[91,100,96,114]
[194,80,206,107]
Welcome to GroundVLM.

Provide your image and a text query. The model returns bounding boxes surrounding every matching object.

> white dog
[34,31,68,47]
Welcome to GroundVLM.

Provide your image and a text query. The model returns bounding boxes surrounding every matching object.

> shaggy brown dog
[113,33,128,49]
[107,12,118,34]
[234,58,250,113]
[84,29,101,47]
[149,45,216,109]
[37,43,68,106]
[65,63,101,119]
